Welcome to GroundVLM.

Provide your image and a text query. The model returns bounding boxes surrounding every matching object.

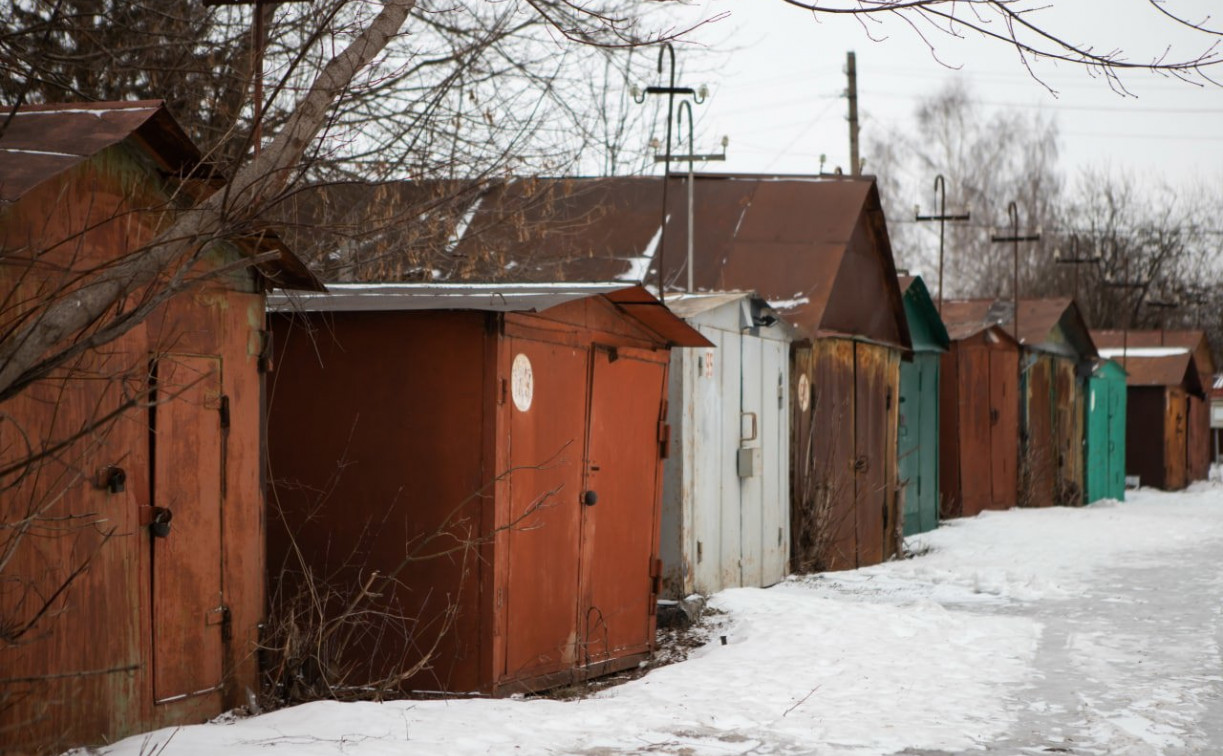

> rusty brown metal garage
[938,299,1096,509]
[936,309,1021,519]
[266,283,708,695]
[1092,330,1215,483]
[0,101,319,753]
[1091,335,1206,490]
[432,175,911,573]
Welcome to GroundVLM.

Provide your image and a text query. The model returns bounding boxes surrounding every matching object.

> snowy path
[978,528,1223,755]
[86,485,1223,756]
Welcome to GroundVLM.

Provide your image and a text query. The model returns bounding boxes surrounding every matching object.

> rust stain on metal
[790,339,899,572]
[0,101,304,753]
[437,175,911,351]
[939,324,1020,519]
[1023,355,1057,508]
[266,285,698,695]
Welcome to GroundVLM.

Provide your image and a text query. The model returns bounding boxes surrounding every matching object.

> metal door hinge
[257,330,274,373]
[206,606,232,642]
[658,421,671,459]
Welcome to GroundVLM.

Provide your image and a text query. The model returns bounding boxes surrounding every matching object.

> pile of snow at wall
[80,483,1223,756]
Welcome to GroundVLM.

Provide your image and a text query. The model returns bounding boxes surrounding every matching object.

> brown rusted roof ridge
[1108,352,1204,395]
[444,174,910,349]
[939,297,1096,358]
[2,100,322,291]
[938,299,998,341]
[1091,329,1214,375]
[0,100,201,204]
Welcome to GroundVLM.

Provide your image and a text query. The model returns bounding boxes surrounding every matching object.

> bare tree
[869,80,1061,299]
[777,1,1223,92]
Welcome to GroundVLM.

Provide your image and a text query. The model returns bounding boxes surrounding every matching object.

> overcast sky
[648,1,1222,191]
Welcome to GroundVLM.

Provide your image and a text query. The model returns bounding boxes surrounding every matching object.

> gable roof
[269,282,711,347]
[938,297,1096,359]
[1090,329,1214,376]
[1095,345,1203,395]
[0,100,321,291]
[898,275,949,352]
[0,100,200,205]
[440,175,910,349]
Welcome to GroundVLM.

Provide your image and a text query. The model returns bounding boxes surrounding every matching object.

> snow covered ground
[86,484,1223,755]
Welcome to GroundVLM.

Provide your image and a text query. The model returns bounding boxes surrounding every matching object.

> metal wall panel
[938,347,964,520]
[1126,388,1170,489]
[739,335,765,587]
[1053,358,1085,506]
[989,349,1021,511]
[940,334,1020,520]
[692,329,728,595]
[1166,388,1189,491]
[899,353,940,535]
[718,332,744,589]
[1023,355,1057,508]
[1108,372,1128,499]
[580,350,667,668]
[958,346,994,517]
[1086,362,1126,503]
[791,341,852,572]
[269,296,678,697]
[660,304,791,597]
[503,337,587,682]
[0,163,267,751]
[1188,394,1211,482]
[151,355,225,705]
[760,338,791,586]
[854,343,889,566]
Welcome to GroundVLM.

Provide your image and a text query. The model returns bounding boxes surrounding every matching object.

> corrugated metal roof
[269,282,712,347]
[1121,354,1201,392]
[897,275,949,352]
[434,175,910,349]
[663,291,754,319]
[0,100,200,205]
[940,297,1096,358]
[1,100,322,291]
[1091,329,1214,375]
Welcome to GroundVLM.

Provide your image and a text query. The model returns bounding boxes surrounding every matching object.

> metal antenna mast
[654,101,727,292]
[633,43,706,301]
[991,201,1041,346]
[914,174,970,312]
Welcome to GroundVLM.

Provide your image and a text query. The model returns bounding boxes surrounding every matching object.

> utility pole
[204,0,307,157]
[914,174,970,312]
[846,51,859,176]
[1053,236,1102,302]
[1147,299,1180,345]
[634,43,706,300]
[1104,254,1144,374]
[991,201,1041,346]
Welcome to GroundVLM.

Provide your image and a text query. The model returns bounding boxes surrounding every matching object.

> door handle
[583,490,598,507]
[741,411,758,442]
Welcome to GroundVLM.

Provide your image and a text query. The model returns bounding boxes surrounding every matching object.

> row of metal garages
[264,175,1216,699]
[2,102,1215,752]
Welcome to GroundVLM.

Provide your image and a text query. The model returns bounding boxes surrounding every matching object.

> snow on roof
[1097,346,1191,359]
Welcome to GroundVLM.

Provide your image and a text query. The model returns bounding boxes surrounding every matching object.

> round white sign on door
[511,353,534,412]
[798,373,811,412]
